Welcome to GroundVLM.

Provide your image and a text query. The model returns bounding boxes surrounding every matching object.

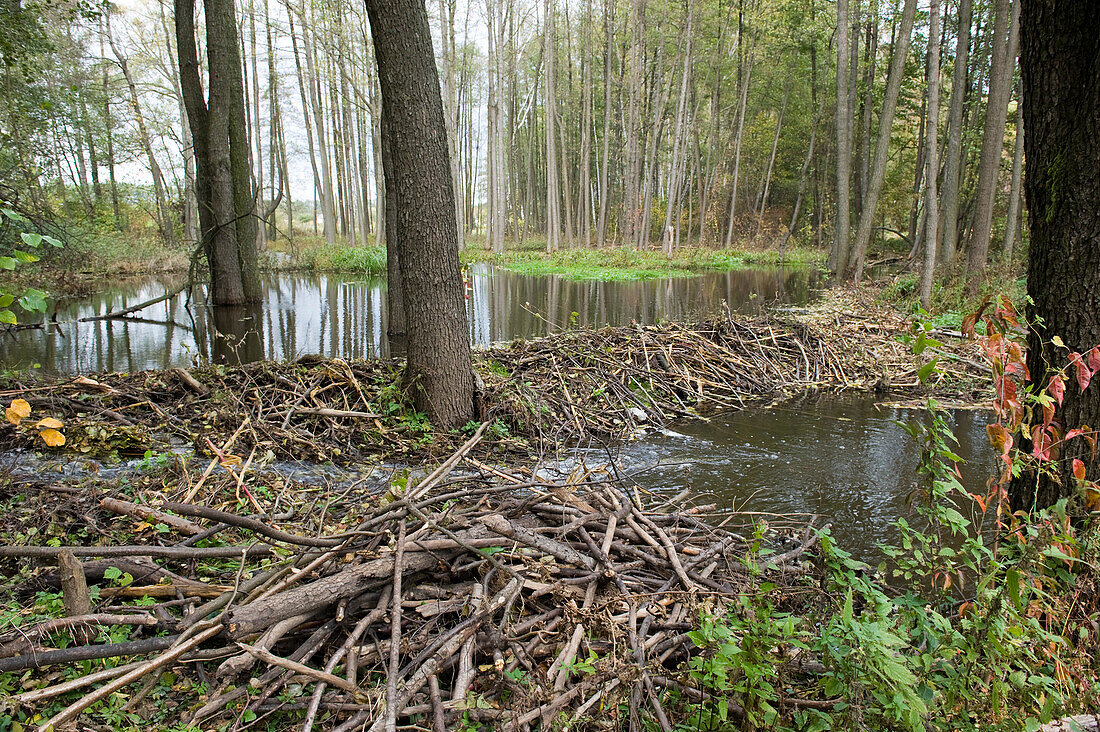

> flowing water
[618,392,994,557]
[0,263,818,373]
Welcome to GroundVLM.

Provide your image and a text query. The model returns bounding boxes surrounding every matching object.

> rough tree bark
[918,0,941,310]
[1009,0,1100,511]
[832,0,852,275]
[365,0,476,429]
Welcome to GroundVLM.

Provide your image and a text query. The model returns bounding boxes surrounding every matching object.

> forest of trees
[1,0,1026,295]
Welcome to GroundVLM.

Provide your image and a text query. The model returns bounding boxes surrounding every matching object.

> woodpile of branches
[0,428,822,730]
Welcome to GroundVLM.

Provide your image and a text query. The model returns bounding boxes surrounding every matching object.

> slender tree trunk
[848,0,917,281]
[778,93,826,257]
[107,16,176,248]
[832,0,852,274]
[365,0,475,429]
[544,0,561,252]
[299,1,337,244]
[940,0,972,267]
[919,0,942,310]
[723,29,757,249]
[1002,98,1024,260]
[966,0,1019,290]
[595,0,613,247]
[662,0,693,256]
[754,78,791,240]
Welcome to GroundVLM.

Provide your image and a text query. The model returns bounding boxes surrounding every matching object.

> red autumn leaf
[987,423,1014,454]
[970,492,988,513]
[1070,352,1093,392]
[961,313,978,339]
[1073,459,1087,482]
[1031,425,1054,461]
[1043,402,1056,428]
[1048,375,1066,407]
[1089,347,1100,374]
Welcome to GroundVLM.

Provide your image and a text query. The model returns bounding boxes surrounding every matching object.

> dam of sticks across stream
[0,267,994,562]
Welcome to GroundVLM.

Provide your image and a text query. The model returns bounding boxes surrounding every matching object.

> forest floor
[1,287,1097,730]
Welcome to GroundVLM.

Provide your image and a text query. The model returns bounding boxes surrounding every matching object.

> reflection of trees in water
[1,268,819,372]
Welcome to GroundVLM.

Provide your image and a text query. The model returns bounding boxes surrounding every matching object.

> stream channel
[2,264,994,560]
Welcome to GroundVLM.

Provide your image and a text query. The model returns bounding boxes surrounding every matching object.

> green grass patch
[274,232,824,281]
[463,240,823,281]
[281,238,387,275]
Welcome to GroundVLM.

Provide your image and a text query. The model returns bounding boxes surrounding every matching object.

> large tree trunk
[965,0,1019,290]
[847,0,917,281]
[366,0,475,430]
[176,0,260,306]
[1010,0,1100,511]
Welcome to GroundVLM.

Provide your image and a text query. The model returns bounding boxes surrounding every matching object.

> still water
[620,392,994,556]
[0,264,819,374]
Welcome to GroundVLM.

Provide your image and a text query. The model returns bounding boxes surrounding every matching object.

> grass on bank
[276,232,825,281]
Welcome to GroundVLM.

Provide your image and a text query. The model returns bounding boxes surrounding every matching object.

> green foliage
[0,206,61,323]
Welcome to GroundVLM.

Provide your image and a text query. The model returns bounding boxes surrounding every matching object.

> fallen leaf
[39,428,66,447]
[35,417,63,430]
[6,398,31,425]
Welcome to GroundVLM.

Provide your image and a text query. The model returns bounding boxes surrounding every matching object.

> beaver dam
[6,292,1095,730]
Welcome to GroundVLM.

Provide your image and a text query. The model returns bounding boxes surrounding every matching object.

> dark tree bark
[176,0,260,306]
[365,0,475,430]
[1010,0,1100,511]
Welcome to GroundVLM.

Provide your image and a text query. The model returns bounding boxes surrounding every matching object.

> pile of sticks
[1,429,821,731]
[1,304,986,464]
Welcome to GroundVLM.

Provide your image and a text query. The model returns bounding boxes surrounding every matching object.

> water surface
[619,392,994,556]
[1,264,819,373]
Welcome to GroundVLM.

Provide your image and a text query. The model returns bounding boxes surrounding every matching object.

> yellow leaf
[39,428,66,447]
[35,417,63,430]
[6,398,30,425]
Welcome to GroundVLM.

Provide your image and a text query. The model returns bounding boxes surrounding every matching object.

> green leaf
[18,289,46,313]
[916,359,940,384]
[104,566,122,581]
[0,294,13,308]
[43,235,63,248]
[12,249,38,264]
[1006,569,1023,611]
[0,256,17,270]
[20,232,42,248]
[0,309,15,324]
